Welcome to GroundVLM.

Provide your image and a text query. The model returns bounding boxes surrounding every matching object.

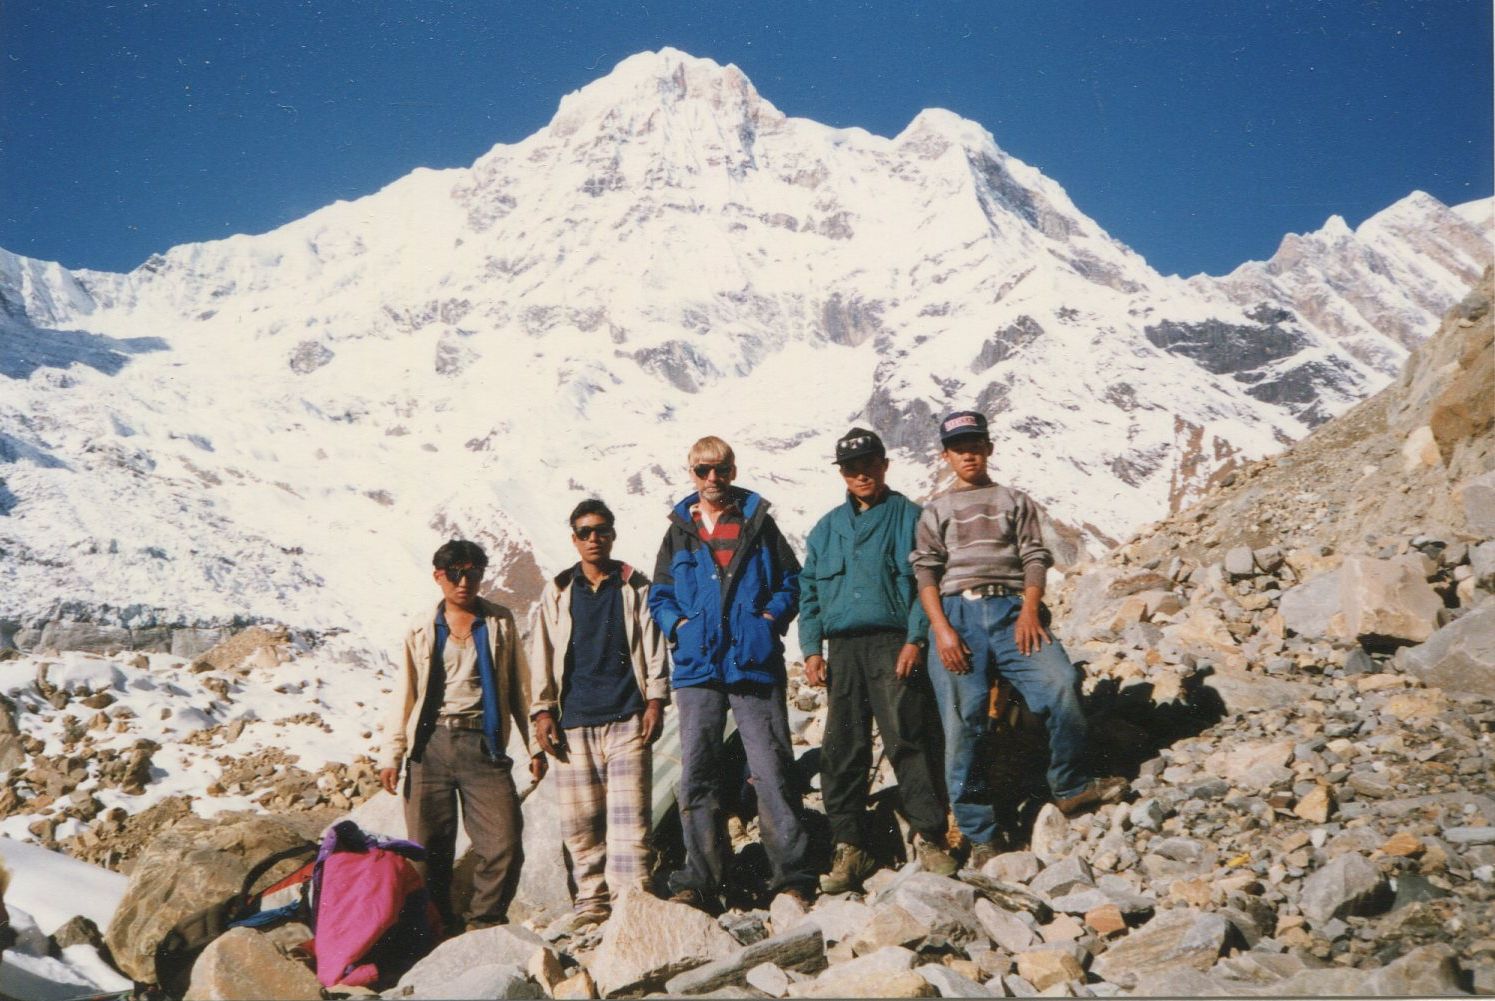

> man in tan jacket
[530,499,669,928]
[379,539,545,933]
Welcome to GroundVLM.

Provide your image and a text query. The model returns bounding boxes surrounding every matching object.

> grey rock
[398,926,556,992]
[1029,805,1070,863]
[1279,571,1341,640]
[1442,825,1495,845]
[1397,602,1495,697]
[1225,547,1257,579]
[183,926,322,1001]
[1094,875,1157,916]
[1048,888,1111,915]
[745,962,790,998]
[1150,837,1206,863]
[804,898,873,944]
[1463,469,1495,536]
[1089,909,1229,988]
[973,898,1039,953]
[982,851,1041,884]
[665,924,825,996]
[405,964,542,1000]
[1361,944,1465,996]
[1299,853,1391,927]
[1471,541,1495,586]
[586,888,739,996]
[1003,973,1040,997]
[884,872,985,947]
[917,963,994,998]
[1030,856,1094,898]
[1128,798,1166,833]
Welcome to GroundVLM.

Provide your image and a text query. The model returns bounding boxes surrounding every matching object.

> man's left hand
[529,753,548,783]
[1014,609,1051,655]
[894,643,923,680]
[641,699,665,744]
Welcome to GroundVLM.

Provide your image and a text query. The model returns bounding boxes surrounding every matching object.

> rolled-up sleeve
[909,503,948,592]
[1013,491,1053,589]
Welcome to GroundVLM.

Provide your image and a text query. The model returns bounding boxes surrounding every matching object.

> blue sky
[2,1,1490,276]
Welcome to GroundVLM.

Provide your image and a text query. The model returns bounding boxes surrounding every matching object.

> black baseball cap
[834,427,885,465]
[938,411,990,445]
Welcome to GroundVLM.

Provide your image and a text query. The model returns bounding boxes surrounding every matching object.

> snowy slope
[0,48,1488,654]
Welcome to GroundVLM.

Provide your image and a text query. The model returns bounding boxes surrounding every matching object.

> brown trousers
[404,727,524,928]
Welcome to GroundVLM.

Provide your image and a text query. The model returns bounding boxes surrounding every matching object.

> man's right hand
[379,767,400,796]
[534,712,562,757]
[934,623,972,674]
[804,654,827,688]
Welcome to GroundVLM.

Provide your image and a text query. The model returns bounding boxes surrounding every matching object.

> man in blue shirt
[530,499,669,929]
[802,428,956,892]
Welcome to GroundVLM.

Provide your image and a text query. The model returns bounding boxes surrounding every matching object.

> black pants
[821,630,947,846]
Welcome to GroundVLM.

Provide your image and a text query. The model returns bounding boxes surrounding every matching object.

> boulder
[1279,571,1341,639]
[1299,853,1391,927]
[1362,944,1466,996]
[788,970,935,998]
[917,962,994,997]
[982,851,1041,884]
[973,898,1038,953]
[803,898,874,944]
[183,926,321,1001]
[1208,739,1294,788]
[845,903,931,955]
[1339,556,1442,647]
[397,925,557,992]
[585,888,738,996]
[1459,468,1495,537]
[881,872,984,947]
[1088,908,1228,988]
[402,963,542,1000]
[1028,805,1070,863]
[1397,601,1495,697]
[106,812,320,985]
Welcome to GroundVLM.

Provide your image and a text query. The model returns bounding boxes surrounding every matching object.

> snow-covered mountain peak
[548,48,781,140]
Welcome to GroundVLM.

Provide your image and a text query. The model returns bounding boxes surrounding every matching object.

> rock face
[105,812,319,985]
[587,888,739,996]
[183,926,322,1001]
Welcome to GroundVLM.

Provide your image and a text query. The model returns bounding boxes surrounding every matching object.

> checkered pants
[556,712,652,913]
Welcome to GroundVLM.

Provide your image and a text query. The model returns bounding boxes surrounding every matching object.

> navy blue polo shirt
[561,565,646,728]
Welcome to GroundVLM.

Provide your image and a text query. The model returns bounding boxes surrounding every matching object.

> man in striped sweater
[912,411,1125,867]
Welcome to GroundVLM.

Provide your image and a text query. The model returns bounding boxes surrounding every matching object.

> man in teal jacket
[801,427,956,892]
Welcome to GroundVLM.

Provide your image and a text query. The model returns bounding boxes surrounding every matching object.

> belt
[435,715,485,731]
[960,583,1018,600]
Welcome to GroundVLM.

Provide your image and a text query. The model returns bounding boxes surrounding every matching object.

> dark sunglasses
[574,524,616,541]
[441,565,485,584]
[693,462,733,479]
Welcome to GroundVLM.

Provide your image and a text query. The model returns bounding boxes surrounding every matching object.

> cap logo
[943,415,979,432]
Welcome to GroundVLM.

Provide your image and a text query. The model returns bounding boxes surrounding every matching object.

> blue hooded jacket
[648,487,800,689]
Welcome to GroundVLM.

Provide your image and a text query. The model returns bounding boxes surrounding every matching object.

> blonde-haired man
[649,436,814,913]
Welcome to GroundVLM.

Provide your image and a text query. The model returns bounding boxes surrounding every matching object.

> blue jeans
[669,683,814,899]
[928,595,1090,845]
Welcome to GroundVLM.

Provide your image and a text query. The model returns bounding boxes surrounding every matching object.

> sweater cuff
[1023,563,1047,590]
[913,566,942,592]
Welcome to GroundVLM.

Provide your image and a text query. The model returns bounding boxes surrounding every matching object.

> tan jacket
[380,597,537,770]
[528,563,670,721]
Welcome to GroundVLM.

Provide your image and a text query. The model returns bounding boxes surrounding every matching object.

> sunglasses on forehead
[692,462,733,479]
[440,565,485,584]
[574,524,616,541]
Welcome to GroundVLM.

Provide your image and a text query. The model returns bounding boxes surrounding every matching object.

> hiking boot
[967,840,1001,870]
[668,886,723,917]
[913,834,957,877]
[1055,776,1129,817]
[819,842,877,894]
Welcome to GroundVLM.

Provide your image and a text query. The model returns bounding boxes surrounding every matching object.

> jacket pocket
[733,605,778,669]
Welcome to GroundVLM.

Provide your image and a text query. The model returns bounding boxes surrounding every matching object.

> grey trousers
[670,683,814,898]
[404,727,523,927]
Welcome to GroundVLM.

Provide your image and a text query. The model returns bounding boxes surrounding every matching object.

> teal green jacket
[799,490,930,655]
